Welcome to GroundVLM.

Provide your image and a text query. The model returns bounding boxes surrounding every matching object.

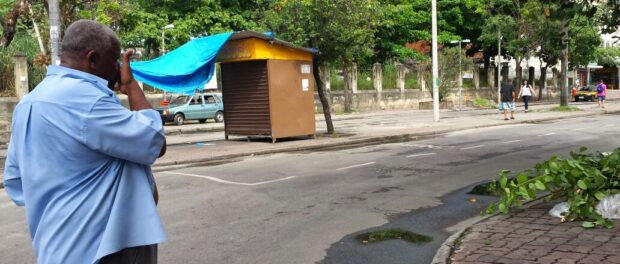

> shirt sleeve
[4,131,24,206]
[84,96,165,165]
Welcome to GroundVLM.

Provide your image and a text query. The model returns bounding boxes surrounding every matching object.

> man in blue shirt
[4,20,167,264]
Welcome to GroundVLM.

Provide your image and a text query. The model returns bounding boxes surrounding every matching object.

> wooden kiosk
[217,31,317,143]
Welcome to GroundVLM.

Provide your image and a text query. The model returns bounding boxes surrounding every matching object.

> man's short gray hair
[61,20,119,58]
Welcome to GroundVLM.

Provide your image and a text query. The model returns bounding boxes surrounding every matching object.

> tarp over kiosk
[129,31,317,95]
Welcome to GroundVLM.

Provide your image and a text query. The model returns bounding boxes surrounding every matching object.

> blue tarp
[130,32,234,95]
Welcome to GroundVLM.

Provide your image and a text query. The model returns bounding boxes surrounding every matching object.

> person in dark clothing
[500,80,516,120]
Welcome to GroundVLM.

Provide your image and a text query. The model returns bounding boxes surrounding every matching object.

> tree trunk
[552,68,558,90]
[0,0,27,48]
[313,55,334,134]
[515,57,523,95]
[528,66,535,87]
[560,19,569,106]
[539,65,547,101]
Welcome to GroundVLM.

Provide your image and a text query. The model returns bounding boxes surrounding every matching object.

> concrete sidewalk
[443,200,620,264]
[162,101,614,147]
[153,101,620,170]
[160,99,577,137]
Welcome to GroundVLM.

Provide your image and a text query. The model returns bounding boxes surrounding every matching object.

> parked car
[156,93,224,125]
[574,86,597,102]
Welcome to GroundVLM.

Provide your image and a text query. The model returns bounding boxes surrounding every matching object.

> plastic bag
[549,202,569,218]
[596,193,620,219]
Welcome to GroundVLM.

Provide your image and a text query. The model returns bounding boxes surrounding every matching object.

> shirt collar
[47,65,113,96]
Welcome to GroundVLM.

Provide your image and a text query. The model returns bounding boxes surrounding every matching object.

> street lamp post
[431,0,439,122]
[450,39,471,111]
[161,24,175,55]
[497,30,502,104]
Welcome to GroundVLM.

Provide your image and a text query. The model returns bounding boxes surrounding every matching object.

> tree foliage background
[0,0,619,95]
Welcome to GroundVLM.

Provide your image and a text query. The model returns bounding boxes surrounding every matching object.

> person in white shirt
[518,80,534,113]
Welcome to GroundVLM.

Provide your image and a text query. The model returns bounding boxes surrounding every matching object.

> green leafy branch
[486,147,620,228]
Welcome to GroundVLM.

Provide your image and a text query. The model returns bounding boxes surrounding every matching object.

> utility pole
[48,0,61,65]
[458,41,462,111]
[161,24,175,55]
[560,20,569,106]
[161,30,165,54]
[497,29,502,104]
[431,0,440,122]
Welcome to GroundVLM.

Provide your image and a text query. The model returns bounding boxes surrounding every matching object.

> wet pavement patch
[477,144,544,160]
[467,181,501,196]
[452,138,498,147]
[322,182,499,264]
[372,187,404,193]
[526,120,557,124]
[437,160,475,167]
[355,229,432,245]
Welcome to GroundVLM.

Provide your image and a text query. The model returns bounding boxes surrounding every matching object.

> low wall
[0,97,19,146]
[444,87,563,106]
[315,89,433,113]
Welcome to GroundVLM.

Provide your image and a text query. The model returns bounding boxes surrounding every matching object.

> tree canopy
[1,0,619,71]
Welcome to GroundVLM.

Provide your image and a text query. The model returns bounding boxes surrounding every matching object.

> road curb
[430,195,551,264]
[430,215,495,264]
[153,109,620,171]
[164,126,224,136]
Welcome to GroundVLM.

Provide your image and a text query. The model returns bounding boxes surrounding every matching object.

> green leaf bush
[486,147,620,228]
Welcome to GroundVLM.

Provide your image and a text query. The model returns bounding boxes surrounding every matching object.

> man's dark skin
[60,38,166,203]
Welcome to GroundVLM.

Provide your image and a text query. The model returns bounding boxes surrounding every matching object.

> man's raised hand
[119,49,139,95]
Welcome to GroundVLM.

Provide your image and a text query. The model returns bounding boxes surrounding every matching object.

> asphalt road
[0,114,618,264]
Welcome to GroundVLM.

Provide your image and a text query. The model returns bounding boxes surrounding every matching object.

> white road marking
[406,153,437,158]
[409,144,445,149]
[336,162,376,171]
[460,145,485,150]
[539,132,556,136]
[161,171,297,186]
[604,124,614,128]
[503,140,522,144]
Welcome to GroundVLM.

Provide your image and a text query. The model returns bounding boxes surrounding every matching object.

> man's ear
[86,50,98,69]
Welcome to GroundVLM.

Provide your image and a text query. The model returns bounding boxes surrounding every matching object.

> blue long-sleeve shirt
[4,65,166,264]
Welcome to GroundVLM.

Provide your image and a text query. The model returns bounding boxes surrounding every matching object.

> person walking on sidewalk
[3,20,167,264]
[597,79,607,109]
[500,79,516,120]
[518,80,534,113]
